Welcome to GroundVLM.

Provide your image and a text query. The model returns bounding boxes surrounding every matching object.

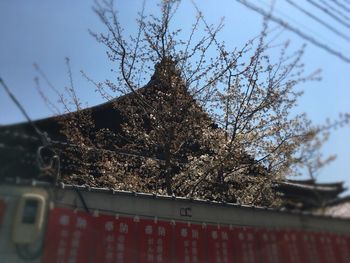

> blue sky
[1,0,350,193]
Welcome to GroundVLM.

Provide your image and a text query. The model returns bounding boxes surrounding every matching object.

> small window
[21,199,38,224]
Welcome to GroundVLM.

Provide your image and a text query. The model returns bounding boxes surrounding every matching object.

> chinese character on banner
[138,219,172,263]
[256,229,280,263]
[231,227,259,263]
[275,230,303,263]
[42,207,95,263]
[175,222,205,263]
[0,199,6,228]
[94,214,135,263]
[207,225,232,263]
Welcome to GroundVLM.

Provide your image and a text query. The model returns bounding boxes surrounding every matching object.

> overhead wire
[268,0,350,52]
[305,0,350,28]
[51,139,167,163]
[0,78,61,182]
[0,127,167,164]
[285,0,350,42]
[257,0,347,51]
[234,0,350,63]
[261,0,350,52]
[0,78,48,145]
[330,0,350,13]
[319,0,350,22]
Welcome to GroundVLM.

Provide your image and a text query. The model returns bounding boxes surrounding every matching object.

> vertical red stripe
[174,222,206,263]
[207,225,233,263]
[231,227,259,263]
[42,208,95,263]
[137,219,172,263]
[0,199,6,227]
[94,214,135,263]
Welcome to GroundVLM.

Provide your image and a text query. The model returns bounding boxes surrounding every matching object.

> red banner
[231,227,259,263]
[276,230,303,263]
[0,199,6,227]
[298,231,323,263]
[313,232,337,263]
[94,214,135,263]
[138,219,172,263]
[42,207,95,263]
[174,222,206,263]
[207,225,233,263]
[332,234,350,263]
[256,229,281,263]
[41,207,350,263]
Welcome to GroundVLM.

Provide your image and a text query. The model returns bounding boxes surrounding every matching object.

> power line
[0,78,46,144]
[0,77,60,181]
[319,0,350,22]
[261,0,350,53]
[234,0,350,63]
[330,0,350,13]
[285,0,350,42]
[258,0,349,51]
[306,0,350,28]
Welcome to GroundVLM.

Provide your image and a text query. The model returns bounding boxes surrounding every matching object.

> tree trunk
[164,145,173,195]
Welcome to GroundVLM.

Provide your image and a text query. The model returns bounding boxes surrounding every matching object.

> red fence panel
[0,199,6,227]
[333,234,350,263]
[207,225,233,263]
[231,227,259,263]
[298,231,322,263]
[315,232,338,263]
[275,230,303,263]
[174,222,206,263]
[256,229,281,263]
[94,214,136,263]
[42,207,95,263]
[138,219,173,263]
[41,207,350,263]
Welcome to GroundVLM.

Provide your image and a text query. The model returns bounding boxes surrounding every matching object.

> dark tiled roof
[274,179,347,209]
